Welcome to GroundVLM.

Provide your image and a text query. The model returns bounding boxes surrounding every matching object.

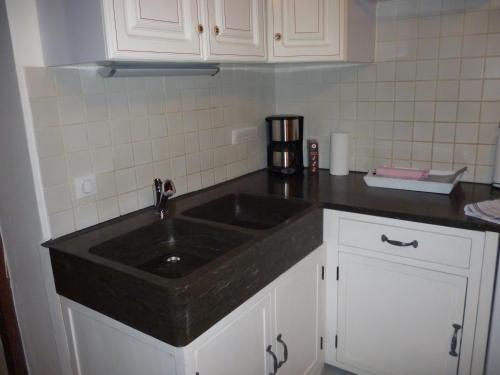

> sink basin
[89,219,252,279]
[182,193,310,230]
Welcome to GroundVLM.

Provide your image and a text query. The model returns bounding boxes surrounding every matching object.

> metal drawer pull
[449,323,462,357]
[266,345,278,375]
[277,334,288,368]
[381,234,418,248]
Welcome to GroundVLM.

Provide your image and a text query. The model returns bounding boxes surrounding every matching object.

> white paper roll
[493,127,500,187]
[330,132,349,176]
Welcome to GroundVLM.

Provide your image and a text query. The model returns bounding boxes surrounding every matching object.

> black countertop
[43,169,500,347]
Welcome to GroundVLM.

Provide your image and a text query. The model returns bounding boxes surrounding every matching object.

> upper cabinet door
[269,0,342,61]
[104,0,203,60]
[205,0,266,61]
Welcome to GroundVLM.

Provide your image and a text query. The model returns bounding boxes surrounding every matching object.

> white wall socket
[74,175,96,199]
[231,127,257,145]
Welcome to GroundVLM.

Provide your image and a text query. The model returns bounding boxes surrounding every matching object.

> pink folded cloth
[375,167,430,180]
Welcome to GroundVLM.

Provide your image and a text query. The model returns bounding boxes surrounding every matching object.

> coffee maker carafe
[266,115,304,175]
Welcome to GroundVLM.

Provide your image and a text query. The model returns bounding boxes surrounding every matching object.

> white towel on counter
[464,199,500,224]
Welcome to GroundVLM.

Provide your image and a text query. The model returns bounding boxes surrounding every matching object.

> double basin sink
[90,193,311,279]
[48,191,322,346]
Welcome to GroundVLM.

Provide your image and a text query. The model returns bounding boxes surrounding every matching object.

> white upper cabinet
[104,0,203,60]
[205,0,266,61]
[37,0,373,65]
[268,0,375,62]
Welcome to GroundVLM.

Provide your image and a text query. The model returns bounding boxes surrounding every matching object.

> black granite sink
[182,193,311,230]
[90,219,252,279]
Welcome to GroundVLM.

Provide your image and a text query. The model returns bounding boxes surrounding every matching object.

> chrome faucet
[153,178,176,219]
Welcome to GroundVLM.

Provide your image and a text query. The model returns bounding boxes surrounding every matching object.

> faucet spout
[154,179,176,219]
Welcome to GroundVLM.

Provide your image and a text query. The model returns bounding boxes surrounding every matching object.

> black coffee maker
[266,115,304,175]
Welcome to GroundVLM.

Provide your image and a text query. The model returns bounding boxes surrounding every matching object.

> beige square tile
[487,34,500,56]
[30,97,60,128]
[133,141,153,165]
[91,147,114,174]
[151,137,170,161]
[118,191,139,215]
[58,96,85,125]
[171,156,187,177]
[96,173,116,200]
[49,209,75,238]
[113,144,134,170]
[53,68,81,96]
[40,155,67,187]
[25,67,55,98]
[432,143,454,163]
[115,168,137,194]
[483,79,500,100]
[36,128,64,157]
[464,11,489,34]
[454,143,477,164]
[411,142,432,161]
[455,123,479,143]
[434,123,456,142]
[457,102,481,122]
[88,121,111,149]
[131,117,150,142]
[135,164,154,189]
[62,124,88,152]
[97,197,120,222]
[413,122,434,142]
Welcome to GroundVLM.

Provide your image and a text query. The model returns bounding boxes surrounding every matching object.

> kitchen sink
[182,193,311,230]
[89,219,252,279]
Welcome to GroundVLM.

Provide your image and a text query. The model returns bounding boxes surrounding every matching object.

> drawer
[337,218,472,268]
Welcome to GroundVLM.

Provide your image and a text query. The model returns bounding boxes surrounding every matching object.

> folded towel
[464,199,500,224]
[375,167,430,180]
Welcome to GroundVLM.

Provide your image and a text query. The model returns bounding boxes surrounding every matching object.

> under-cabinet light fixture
[97,63,220,78]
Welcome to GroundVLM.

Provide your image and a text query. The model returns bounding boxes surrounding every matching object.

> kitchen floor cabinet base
[60,244,326,375]
[324,210,498,375]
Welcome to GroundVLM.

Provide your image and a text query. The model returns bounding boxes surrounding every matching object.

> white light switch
[231,127,257,145]
[74,175,96,199]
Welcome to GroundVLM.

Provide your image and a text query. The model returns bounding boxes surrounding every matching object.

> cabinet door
[194,293,273,375]
[337,252,467,375]
[206,0,266,60]
[108,0,202,60]
[269,0,342,60]
[274,246,325,375]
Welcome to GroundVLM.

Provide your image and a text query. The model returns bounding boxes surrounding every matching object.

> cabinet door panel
[207,0,266,59]
[337,252,467,375]
[195,293,272,375]
[111,0,202,57]
[274,247,325,375]
[271,0,341,58]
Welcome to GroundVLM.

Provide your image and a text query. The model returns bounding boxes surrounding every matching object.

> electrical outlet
[74,175,96,199]
[231,127,257,145]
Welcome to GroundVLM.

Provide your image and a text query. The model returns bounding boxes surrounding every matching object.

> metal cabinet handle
[449,324,462,357]
[266,345,278,375]
[214,25,220,35]
[381,234,418,248]
[277,334,288,368]
[274,32,282,41]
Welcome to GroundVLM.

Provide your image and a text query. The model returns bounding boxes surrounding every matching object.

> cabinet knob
[274,32,282,41]
[214,25,220,35]
[197,24,204,33]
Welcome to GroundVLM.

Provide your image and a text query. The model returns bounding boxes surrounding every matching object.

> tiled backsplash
[275,0,500,183]
[26,65,273,237]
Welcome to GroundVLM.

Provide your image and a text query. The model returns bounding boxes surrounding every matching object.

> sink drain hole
[165,255,181,264]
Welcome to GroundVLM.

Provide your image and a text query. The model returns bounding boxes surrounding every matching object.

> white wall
[25,65,272,237]
[275,0,500,183]
[0,0,66,373]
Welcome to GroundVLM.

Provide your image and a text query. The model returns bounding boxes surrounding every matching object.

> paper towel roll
[493,126,500,187]
[330,132,349,176]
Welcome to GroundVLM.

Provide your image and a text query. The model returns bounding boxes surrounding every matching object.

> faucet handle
[163,179,176,197]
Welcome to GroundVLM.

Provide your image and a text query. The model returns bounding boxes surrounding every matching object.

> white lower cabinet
[337,252,466,375]
[61,244,326,375]
[324,210,499,375]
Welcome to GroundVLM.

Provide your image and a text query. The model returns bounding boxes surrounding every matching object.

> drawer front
[338,218,472,268]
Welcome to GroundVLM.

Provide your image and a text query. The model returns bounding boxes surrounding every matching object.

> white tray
[363,168,467,195]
